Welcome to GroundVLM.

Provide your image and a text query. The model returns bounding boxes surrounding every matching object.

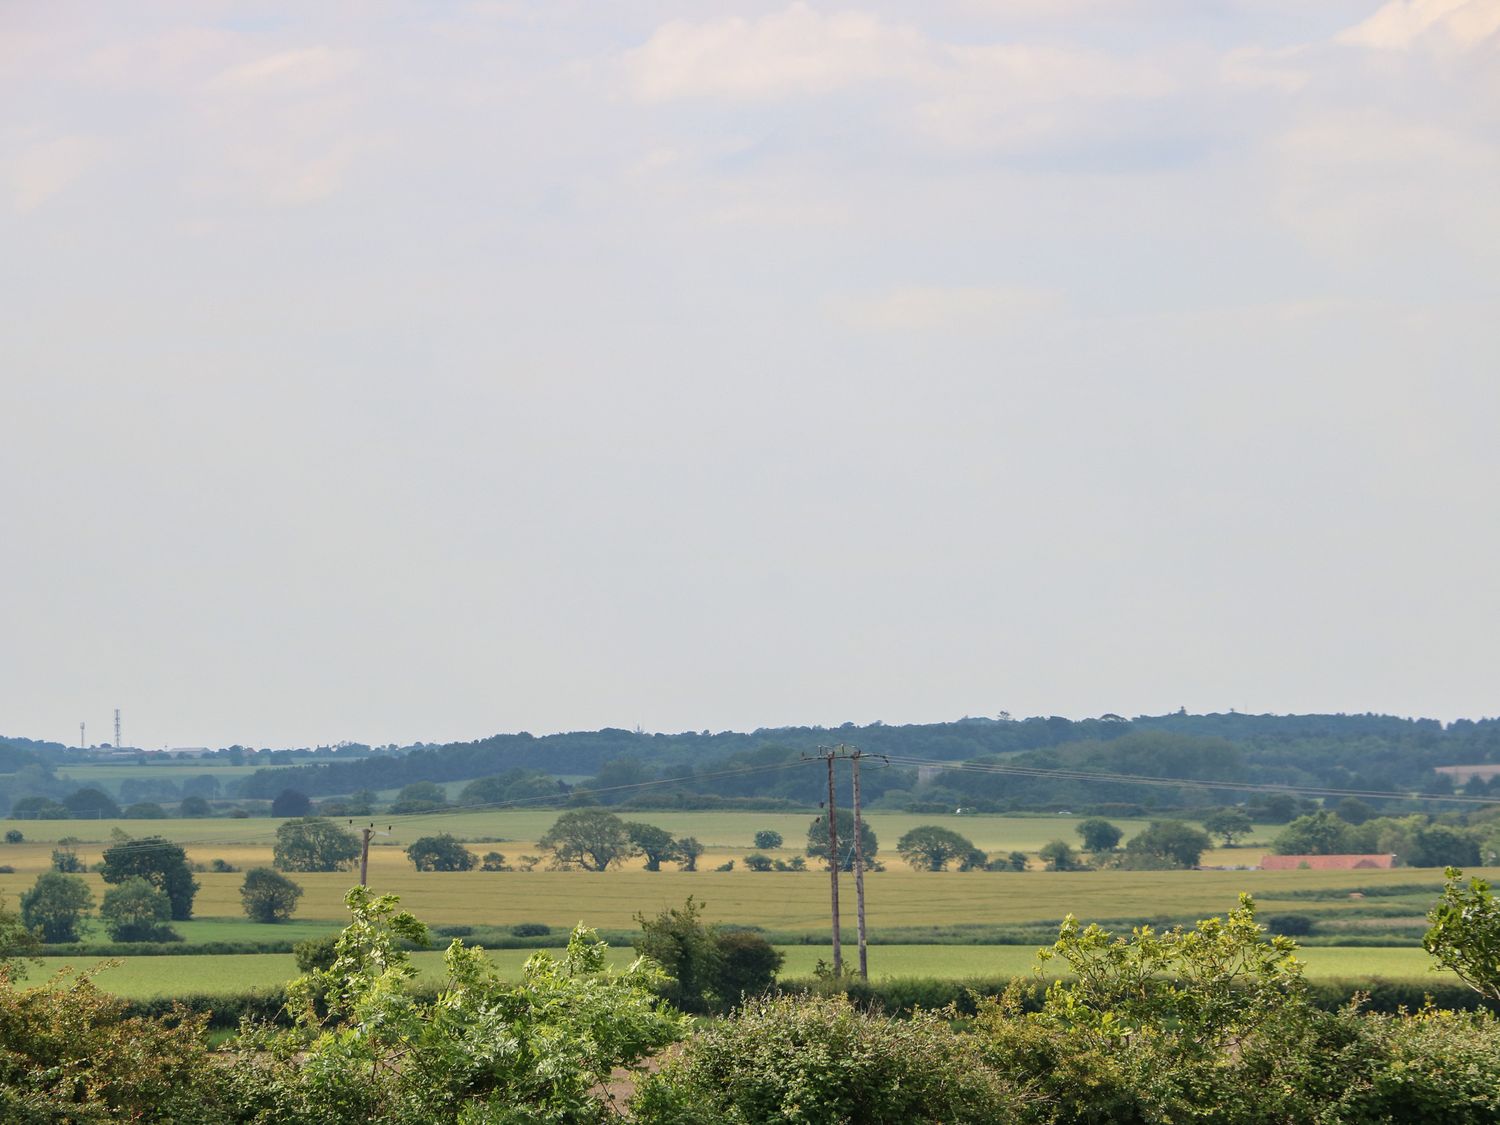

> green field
[15,942,1452,998]
[2,808,1478,1003]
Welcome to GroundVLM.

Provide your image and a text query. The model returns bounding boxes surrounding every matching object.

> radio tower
[80,721,86,748]
[114,709,121,749]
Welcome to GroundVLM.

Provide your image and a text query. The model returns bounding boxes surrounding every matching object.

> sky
[3,1,1498,750]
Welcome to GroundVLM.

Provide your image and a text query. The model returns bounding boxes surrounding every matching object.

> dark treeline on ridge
[221,711,1500,813]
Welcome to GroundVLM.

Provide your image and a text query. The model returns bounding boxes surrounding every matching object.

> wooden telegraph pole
[849,747,869,980]
[359,825,374,886]
[824,749,842,978]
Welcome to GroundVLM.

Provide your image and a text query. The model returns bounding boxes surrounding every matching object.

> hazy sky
[3,1,1498,749]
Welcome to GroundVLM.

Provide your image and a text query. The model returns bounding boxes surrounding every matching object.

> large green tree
[626,822,678,871]
[100,877,178,942]
[1124,820,1212,869]
[540,810,634,871]
[1076,817,1123,853]
[241,867,305,923]
[100,835,198,920]
[896,825,976,871]
[1425,868,1500,1001]
[273,817,361,873]
[20,872,93,942]
[1203,808,1253,847]
[805,809,878,872]
[1272,811,1358,856]
[405,834,477,872]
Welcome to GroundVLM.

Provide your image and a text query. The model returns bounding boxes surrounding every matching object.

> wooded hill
[224,712,1500,813]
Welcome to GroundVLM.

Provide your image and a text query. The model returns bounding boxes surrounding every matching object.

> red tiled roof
[1258,854,1396,870]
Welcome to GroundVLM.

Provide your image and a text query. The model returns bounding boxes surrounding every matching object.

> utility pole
[114,709,121,749]
[358,824,374,887]
[79,722,85,749]
[824,748,842,978]
[850,747,868,981]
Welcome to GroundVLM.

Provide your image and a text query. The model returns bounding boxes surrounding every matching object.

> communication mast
[80,721,86,748]
[114,709,121,749]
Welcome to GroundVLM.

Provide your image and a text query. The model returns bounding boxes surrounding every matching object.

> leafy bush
[1268,912,1316,936]
[744,853,774,872]
[100,876,180,942]
[240,867,304,923]
[633,993,1021,1124]
[753,830,783,849]
[20,871,93,942]
[511,922,551,938]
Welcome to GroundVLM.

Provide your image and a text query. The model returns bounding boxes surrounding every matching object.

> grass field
[53,764,263,785]
[15,942,1452,998]
[0,865,1478,936]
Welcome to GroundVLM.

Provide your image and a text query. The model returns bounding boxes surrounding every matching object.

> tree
[100,877,179,941]
[123,801,167,819]
[675,837,704,871]
[51,845,84,873]
[1040,840,1079,871]
[713,930,783,1003]
[805,809,878,872]
[540,809,634,871]
[391,781,448,814]
[179,795,211,817]
[753,830,783,850]
[1203,808,1253,847]
[4,829,23,844]
[1076,818,1123,853]
[1336,797,1375,825]
[274,817,361,873]
[1124,820,1212,869]
[20,872,93,942]
[12,796,68,819]
[62,787,120,819]
[744,854,774,871]
[241,867,304,923]
[100,835,198,920]
[627,822,678,871]
[1272,811,1356,856]
[270,788,313,817]
[896,825,976,871]
[481,851,509,871]
[1407,824,1481,868]
[1424,868,1500,1001]
[405,834,477,872]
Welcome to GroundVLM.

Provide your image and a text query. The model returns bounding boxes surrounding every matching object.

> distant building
[1258,854,1396,871]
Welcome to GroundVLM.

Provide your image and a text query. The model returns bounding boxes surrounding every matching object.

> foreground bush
[224,886,683,1124]
[632,992,1022,1124]
[0,970,230,1122]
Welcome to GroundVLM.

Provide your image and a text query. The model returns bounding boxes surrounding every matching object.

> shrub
[480,851,509,871]
[715,860,735,872]
[100,877,180,942]
[293,932,340,974]
[1269,913,1316,936]
[511,922,552,938]
[210,858,238,873]
[20,871,93,942]
[51,845,85,873]
[744,853,774,872]
[3,829,22,844]
[753,830,783,850]
[404,833,477,872]
[632,993,1020,1123]
[241,867,304,923]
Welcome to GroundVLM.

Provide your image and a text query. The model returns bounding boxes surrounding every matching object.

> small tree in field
[1040,840,1079,871]
[626,822,678,871]
[274,817,361,873]
[20,872,93,942]
[675,837,704,871]
[540,809,634,871]
[896,825,976,871]
[1203,808,1253,847]
[753,830,783,850]
[1076,818,1123,854]
[405,834,477,872]
[100,877,178,942]
[241,867,304,923]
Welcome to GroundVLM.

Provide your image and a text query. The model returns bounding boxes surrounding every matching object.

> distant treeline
[225,712,1500,813]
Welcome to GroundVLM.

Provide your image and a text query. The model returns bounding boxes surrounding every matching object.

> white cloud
[1337,0,1500,51]
[211,46,360,93]
[625,4,927,102]
[1220,45,1310,93]
[829,285,1064,331]
[7,134,108,212]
